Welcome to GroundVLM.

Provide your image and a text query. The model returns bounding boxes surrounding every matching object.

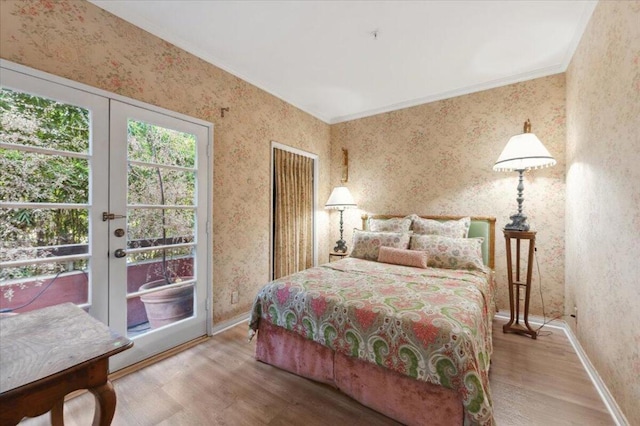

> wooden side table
[329,251,348,262]
[0,303,133,425]
[502,230,537,339]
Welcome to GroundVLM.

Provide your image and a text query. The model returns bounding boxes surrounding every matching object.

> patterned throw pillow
[377,246,428,269]
[409,234,484,271]
[369,216,412,232]
[411,216,471,238]
[350,230,411,261]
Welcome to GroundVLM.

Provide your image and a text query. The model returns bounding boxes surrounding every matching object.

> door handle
[103,212,126,221]
[114,248,127,258]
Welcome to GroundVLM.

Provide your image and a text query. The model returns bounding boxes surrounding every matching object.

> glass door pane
[125,120,197,336]
[0,72,109,323]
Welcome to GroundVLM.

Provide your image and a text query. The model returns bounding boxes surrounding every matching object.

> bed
[249,214,496,426]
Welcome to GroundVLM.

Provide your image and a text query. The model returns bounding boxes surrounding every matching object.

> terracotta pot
[139,278,194,329]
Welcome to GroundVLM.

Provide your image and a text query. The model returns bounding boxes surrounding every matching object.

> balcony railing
[0,237,195,330]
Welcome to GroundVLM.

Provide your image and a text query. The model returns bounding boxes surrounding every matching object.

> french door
[0,65,211,370]
[108,101,209,369]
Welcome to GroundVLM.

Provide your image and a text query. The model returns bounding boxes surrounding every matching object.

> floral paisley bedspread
[249,257,496,425]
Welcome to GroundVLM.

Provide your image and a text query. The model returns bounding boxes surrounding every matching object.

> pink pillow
[377,246,428,269]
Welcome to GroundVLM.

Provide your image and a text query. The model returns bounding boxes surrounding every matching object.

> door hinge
[102,212,126,221]
[205,298,210,312]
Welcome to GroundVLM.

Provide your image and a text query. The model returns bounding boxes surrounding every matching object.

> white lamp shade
[325,186,357,210]
[493,133,556,172]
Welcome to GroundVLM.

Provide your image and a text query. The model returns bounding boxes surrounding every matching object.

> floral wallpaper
[566,1,640,423]
[3,1,637,421]
[331,74,567,320]
[0,0,332,323]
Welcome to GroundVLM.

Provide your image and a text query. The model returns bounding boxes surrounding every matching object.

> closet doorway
[271,143,318,280]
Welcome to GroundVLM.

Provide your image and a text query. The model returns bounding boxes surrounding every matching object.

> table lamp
[325,186,357,253]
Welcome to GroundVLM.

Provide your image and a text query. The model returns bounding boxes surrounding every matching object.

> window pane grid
[0,142,90,159]
[128,159,195,173]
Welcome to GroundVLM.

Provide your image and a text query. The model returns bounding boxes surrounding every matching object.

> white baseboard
[494,311,629,426]
[211,311,250,336]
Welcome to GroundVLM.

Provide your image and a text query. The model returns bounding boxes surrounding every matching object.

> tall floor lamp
[493,119,556,231]
[325,186,357,253]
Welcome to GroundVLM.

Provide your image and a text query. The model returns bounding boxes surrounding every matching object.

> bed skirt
[256,320,463,426]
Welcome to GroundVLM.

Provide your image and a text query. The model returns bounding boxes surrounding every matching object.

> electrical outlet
[231,290,239,304]
[573,305,578,323]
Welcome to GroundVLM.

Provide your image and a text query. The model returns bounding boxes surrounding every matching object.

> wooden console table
[0,303,133,425]
[502,230,537,339]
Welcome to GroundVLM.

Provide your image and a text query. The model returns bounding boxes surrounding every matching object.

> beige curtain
[274,148,314,279]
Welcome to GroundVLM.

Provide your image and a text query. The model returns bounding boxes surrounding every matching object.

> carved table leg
[89,380,117,426]
[50,398,65,426]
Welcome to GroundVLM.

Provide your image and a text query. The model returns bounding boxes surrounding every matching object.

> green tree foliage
[1,89,89,278]
[126,120,196,282]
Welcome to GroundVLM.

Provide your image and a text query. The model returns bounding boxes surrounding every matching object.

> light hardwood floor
[21,317,614,425]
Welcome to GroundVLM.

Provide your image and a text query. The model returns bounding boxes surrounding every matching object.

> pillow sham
[369,216,412,232]
[378,246,428,269]
[350,230,411,261]
[409,234,484,271]
[411,216,471,238]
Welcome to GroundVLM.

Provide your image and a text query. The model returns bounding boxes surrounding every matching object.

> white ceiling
[90,0,597,124]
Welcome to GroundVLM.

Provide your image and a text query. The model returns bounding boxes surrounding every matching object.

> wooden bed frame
[256,214,496,425]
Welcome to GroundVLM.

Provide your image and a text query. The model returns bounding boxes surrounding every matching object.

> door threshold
[110,334,210,380]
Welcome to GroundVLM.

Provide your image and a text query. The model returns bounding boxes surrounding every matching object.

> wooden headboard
[362,214,496,269]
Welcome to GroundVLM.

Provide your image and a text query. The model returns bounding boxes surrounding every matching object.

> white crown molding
[88,1,597,126]
[494,312,629,426]
[328,66,565,124]
[560,1,599,71]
